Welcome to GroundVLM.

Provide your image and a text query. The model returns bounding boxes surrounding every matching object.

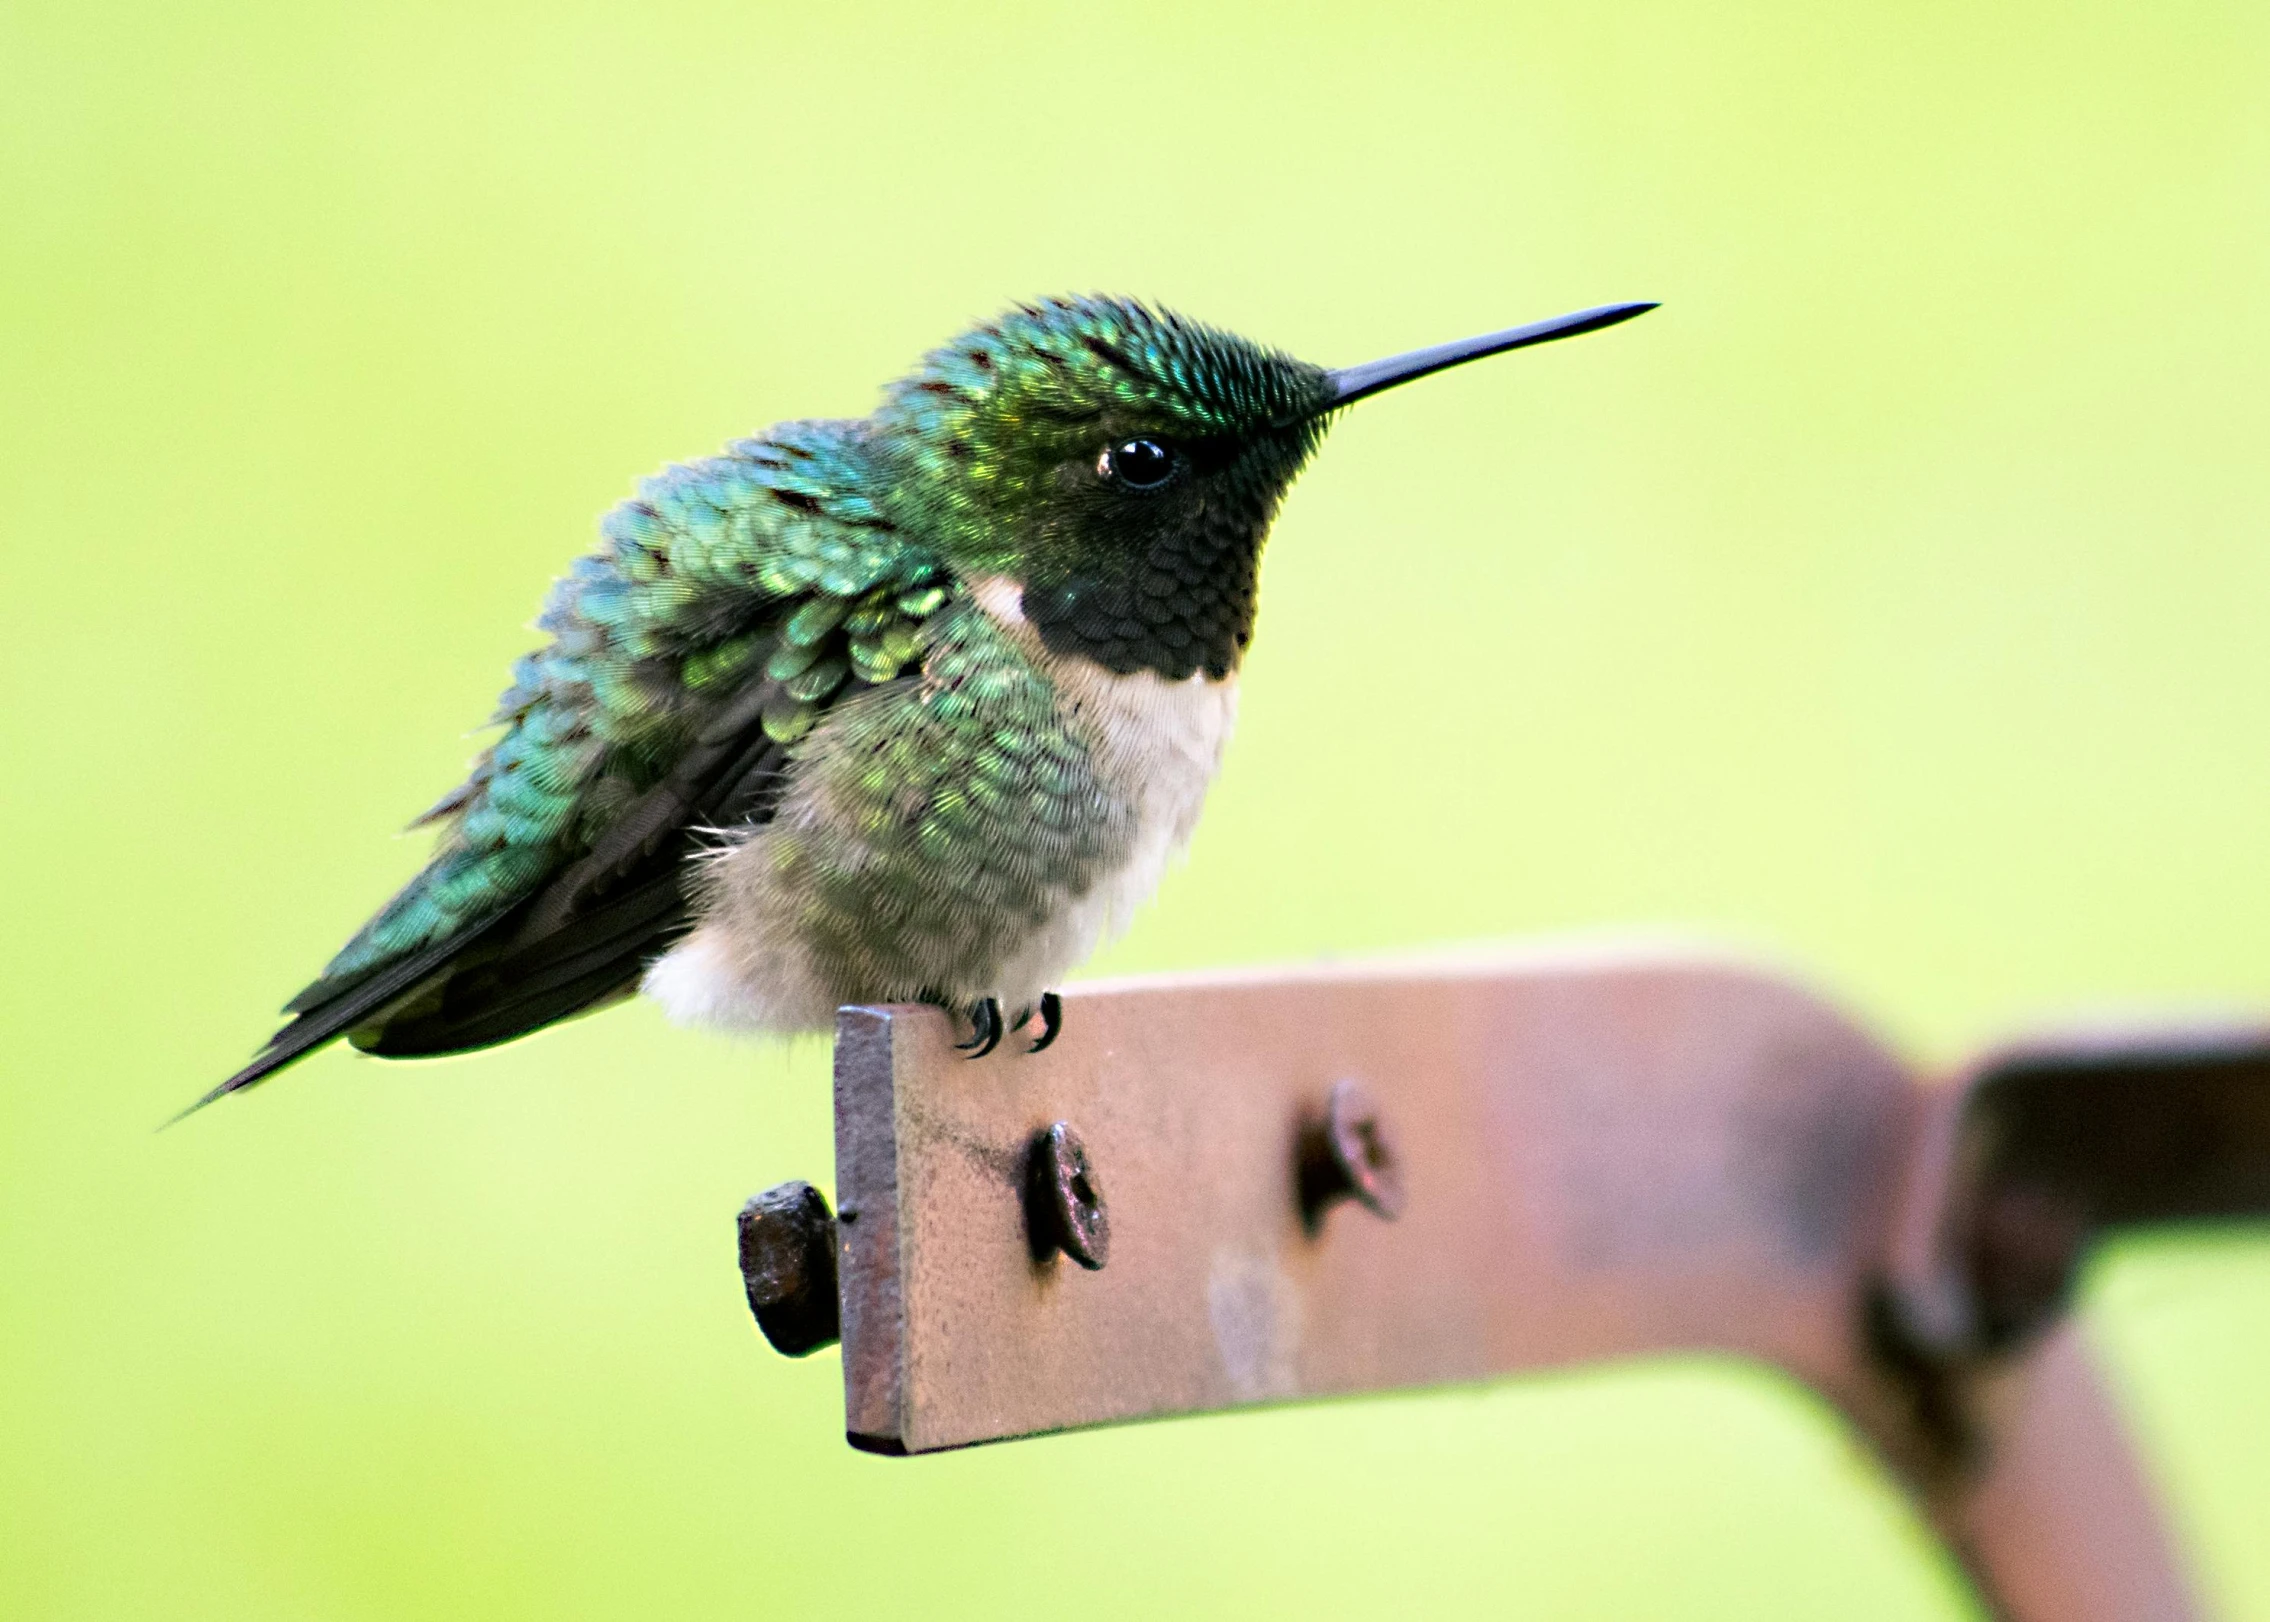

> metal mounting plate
[830,946,1916,1455]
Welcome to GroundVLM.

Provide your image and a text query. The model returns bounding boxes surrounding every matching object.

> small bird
[198,295,1652,1110]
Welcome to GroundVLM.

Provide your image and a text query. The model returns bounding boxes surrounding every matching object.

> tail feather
[186,671,818,1122]
[170,911,517,1124]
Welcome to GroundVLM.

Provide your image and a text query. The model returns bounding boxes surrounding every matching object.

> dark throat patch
[1021,430,1313,680]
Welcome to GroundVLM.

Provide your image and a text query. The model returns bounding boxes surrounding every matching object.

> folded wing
[194,420,948,1111]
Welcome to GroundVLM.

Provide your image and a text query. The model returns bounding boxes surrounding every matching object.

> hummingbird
[197,295,1652,1110]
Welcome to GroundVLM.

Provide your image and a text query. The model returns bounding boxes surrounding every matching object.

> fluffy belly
[642,587,1238,1034]
[985,656,1240,1002]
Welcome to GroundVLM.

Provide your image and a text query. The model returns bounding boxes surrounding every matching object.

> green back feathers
[300,420,942,1002]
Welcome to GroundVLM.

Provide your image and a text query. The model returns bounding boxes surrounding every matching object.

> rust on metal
[759,943,2270,1619]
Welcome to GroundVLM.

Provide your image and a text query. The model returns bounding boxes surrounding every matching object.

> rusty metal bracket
[736,945,2270,1622]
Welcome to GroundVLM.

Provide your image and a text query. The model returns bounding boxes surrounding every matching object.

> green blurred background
[6,0,2269,1615]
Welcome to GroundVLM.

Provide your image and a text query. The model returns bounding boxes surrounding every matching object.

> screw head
[1299,1078,1404,1227]
[737,1181,841,1356]
[1026,1121,1110,1270]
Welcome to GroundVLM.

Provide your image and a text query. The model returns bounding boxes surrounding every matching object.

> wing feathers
[334,700,805,1061]
[201,414,945,1111]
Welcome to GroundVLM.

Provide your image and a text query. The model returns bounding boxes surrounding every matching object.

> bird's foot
[955,996,1003,1058]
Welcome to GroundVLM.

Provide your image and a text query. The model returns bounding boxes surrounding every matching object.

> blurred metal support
[1876,1021,2270,1618]
[1944,1319,2197,1622]
[737,944,2270,1620]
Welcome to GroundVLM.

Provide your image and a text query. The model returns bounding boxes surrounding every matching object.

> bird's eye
[1100,437,1177,490]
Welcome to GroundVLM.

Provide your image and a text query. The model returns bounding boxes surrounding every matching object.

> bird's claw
[955,997,1003,1058]
[1028,991,1063,1052]
[948,992,1059,1058]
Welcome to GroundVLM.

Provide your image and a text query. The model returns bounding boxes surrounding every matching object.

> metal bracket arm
[736,946,2270,1621]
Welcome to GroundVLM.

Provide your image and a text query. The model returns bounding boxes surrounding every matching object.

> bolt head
[738,1181,841,1356]
[1323,1078,1404,1222]
[1030,1121,1110,1269]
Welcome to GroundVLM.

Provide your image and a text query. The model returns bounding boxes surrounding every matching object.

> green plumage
[749,598,1126,1000]
[308,420,943,1001]
[203,292,1647,1108]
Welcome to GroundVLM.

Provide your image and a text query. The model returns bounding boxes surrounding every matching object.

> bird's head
[877,294,1652,680]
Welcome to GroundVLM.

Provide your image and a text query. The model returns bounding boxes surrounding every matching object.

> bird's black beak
[1295,301,1657,422]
